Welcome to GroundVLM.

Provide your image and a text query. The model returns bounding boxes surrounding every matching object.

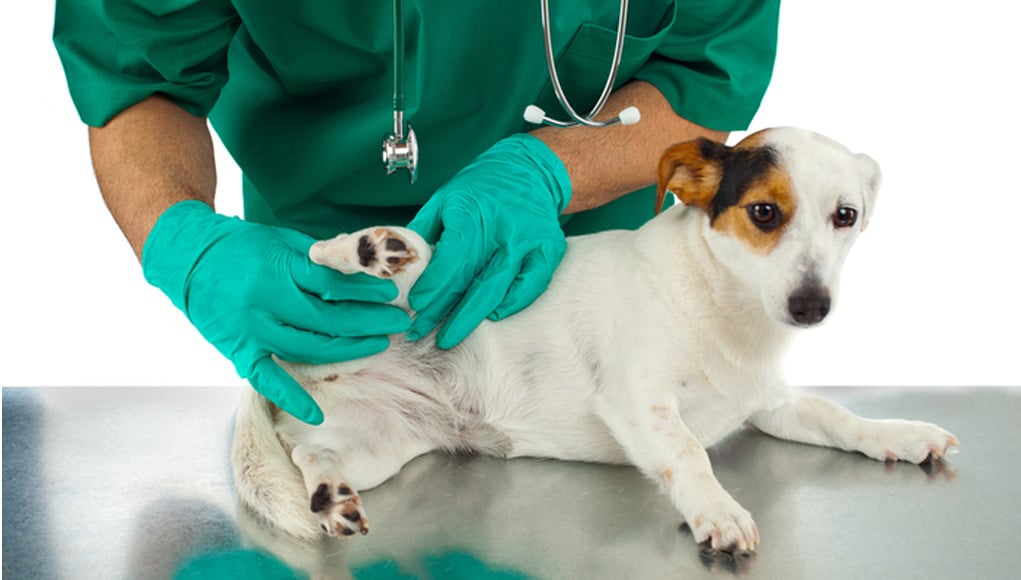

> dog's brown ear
[655,138,727,215]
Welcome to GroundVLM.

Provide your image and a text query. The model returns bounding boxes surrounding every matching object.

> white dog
[232,128,958,554]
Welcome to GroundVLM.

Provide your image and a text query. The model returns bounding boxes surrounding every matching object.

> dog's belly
[281,330,631,466]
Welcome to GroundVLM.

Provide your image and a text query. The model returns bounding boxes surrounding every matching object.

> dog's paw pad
[309,227,420,278]
[310,482,369,538]
[357,228,418,278]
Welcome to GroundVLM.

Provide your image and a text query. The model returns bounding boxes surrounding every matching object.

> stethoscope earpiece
[524,0,640,129]
[523,105,641,128]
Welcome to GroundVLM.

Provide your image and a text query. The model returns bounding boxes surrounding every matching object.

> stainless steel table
[3,386,1018,579]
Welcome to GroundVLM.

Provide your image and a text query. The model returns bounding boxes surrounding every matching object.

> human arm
[89,95,216,261]
[88,96,409,424]
[533,80,727,215]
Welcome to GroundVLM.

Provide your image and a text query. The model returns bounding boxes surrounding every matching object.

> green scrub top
[54,0,779,240]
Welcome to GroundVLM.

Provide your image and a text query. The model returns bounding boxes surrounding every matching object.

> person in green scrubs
[54,1,780,424]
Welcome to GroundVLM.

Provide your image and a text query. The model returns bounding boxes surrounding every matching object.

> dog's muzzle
[788,287,831,326]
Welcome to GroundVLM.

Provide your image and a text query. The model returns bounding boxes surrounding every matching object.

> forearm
[532,80,727,214]
[88,95,218,261]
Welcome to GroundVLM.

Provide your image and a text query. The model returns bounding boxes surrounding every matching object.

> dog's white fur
[232,128,958,553]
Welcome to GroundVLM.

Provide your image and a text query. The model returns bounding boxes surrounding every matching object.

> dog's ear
[854,153,882,231]
[655,138,728,215]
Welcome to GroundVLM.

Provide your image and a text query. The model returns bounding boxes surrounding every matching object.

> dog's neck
[637,206,795,366]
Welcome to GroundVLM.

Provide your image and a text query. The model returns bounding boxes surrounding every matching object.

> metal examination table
[3,386,1019,579]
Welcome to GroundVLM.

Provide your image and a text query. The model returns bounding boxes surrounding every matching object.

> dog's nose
[788,290,831,325]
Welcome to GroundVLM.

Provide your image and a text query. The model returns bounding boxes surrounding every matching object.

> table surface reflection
[3,386,1019,579]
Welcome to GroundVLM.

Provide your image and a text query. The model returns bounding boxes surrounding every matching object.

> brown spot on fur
[323,374,339,382]
[710,165,795,255]
[661,468,674,485]
[650,404,671,419]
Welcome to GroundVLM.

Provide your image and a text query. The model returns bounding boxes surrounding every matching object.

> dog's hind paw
[310,482,369,538]
[310,227,419,279]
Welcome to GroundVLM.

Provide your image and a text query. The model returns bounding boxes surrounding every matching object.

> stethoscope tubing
[382,0,639,183]
[539,0,630,128]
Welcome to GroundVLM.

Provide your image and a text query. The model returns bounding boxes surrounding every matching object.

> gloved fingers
[270,296,410,339]
[265,326,393,365]
[407,283,462,342]
[488,245,563,321]
[247,356,324,425]
[288,253,399,303]
[407,214,483,339]
[434,249,519,350]
[405,198,445,243]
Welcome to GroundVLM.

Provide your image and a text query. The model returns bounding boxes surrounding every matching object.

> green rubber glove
[142,201,410,425]
[407,134,572,349]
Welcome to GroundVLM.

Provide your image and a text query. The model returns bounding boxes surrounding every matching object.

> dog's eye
[747,203,781,231]
[834,207,858,228]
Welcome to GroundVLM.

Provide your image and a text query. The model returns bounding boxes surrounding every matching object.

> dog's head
[656,127,881,327]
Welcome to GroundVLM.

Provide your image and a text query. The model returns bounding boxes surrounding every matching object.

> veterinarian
[54,1,780,425]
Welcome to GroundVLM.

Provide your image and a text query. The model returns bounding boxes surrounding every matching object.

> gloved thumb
[247,357,324,425]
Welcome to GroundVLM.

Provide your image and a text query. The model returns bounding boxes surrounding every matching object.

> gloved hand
[142,201,410,425]
[407,134,572,349]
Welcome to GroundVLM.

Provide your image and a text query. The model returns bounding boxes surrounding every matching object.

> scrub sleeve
[53,0,779,237]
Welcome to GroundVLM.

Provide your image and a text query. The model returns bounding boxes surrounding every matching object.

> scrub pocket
[533,2,676,117]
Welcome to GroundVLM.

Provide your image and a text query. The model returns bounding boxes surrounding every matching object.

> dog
[231,127,959,554]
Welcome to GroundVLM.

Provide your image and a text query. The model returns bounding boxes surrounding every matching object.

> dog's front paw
[684,491,759,554]
[310,482,369,538]
[856,419,960,464]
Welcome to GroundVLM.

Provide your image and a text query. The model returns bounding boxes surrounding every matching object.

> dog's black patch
[357,235,377,267]
[311,483,332,513]
[702,142,779,222]
[342,510,361,523]
[338,485,352,496]
[341,528,356,536]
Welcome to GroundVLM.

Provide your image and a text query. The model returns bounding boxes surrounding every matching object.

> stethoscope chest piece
[382,117,418,184]
[382,0,418,184]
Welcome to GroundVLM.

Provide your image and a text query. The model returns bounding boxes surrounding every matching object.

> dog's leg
[749,395,959,463]
[309,226,429,297]
[594,392,759,553]
[290,437,434,538]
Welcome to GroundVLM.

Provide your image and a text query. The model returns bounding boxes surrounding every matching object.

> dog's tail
[231,390,320,541]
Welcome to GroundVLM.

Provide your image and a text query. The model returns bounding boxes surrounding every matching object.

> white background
[2,2,1019,389]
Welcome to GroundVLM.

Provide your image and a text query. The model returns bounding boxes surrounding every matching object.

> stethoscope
[382,0,640,184]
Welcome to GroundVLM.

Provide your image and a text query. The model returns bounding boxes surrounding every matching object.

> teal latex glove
[142,201,410,425]
[407,134,572,349]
